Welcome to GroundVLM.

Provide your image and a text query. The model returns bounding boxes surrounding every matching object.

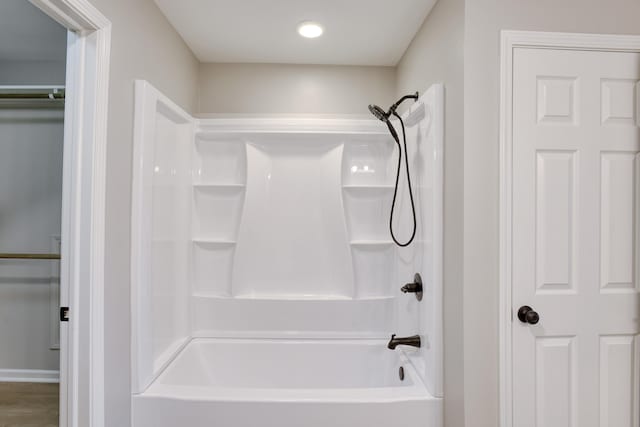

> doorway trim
[28,1,110,426]
[499,30,640,427]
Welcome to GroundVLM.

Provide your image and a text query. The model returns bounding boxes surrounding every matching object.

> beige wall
[85,0,199,426]
[396,1,465,426]
[463,1,640,426]
[197,63,395,116]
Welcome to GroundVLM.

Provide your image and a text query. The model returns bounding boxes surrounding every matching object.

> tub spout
[387,334,421,350]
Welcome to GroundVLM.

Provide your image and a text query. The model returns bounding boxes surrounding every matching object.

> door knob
[517,305,540,325]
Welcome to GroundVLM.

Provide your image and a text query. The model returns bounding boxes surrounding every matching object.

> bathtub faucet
[387,334,421,350]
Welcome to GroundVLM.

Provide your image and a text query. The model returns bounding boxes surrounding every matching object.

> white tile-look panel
[599,335,639,427]
[601,79,640,126]
[537,77,578,124]
[601,152,638,292]
[535,337,576,427]
[535,151,577,293]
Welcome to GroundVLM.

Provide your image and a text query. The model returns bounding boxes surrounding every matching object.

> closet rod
[0,86,65,100]
[0,253,61,260]
[0,93,64,100]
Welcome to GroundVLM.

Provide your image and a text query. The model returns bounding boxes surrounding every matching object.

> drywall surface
[0,0,67,63]
[84,0,199,426]
[0,60,66,85]
[396,0,465,426]
[463,1,640,426]
[197,63,395,116]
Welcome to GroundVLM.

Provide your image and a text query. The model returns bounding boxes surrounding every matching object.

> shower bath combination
[131,81,444,427]
[368,92,419,247]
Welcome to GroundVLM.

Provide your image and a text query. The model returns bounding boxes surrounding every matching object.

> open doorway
[0,0,110,425]
[0,1,67,424]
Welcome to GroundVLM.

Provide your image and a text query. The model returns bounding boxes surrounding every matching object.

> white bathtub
[133,338,442,427]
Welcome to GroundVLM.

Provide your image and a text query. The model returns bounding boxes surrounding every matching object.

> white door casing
[501,32,640,427]
[28,1,111,426]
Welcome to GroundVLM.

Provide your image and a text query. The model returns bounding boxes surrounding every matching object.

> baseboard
[0,369,60,383]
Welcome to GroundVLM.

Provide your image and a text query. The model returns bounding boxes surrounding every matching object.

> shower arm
[387,92,419,116]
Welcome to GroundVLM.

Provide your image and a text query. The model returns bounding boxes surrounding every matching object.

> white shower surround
[131,80,444,427]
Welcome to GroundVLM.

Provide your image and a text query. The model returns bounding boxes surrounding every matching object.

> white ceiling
[154,0,438,66]
[0,0,67,62]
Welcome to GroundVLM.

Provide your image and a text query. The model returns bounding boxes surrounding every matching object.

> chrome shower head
[368,104,389,122]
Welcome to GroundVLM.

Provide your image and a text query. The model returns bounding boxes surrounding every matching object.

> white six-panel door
[512,47,640,427]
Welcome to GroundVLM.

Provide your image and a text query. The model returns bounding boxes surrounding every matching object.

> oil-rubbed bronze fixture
[387,334,421,350]
[400,273,423,301]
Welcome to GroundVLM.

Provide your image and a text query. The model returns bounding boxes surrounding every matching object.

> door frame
[499,30,640,427]
[28,1,111,426]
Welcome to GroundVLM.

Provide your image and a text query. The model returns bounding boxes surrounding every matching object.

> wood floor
[0,382,58,427]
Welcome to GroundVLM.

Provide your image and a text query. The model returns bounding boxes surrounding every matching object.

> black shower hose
[388,112,417,247]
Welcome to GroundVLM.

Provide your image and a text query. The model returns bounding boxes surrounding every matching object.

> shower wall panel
[132,81,443,397]
[392,87,444,397]
[232,138,352,299]
[132,82,192,391]
[190,130,399,337]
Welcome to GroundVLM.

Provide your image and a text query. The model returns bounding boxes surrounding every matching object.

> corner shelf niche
[191,136,247,298]
[342,186,394,241]
[192,185,245,241]
[191,240,236,297]
[341,137,395,187]
[192,137,246,185]
[350,241,395,299]
[341,138,397,300]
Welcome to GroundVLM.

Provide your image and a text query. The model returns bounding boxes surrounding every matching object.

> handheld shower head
[368,104,388,122]
[368,104,398,141]
[367,91,420,248]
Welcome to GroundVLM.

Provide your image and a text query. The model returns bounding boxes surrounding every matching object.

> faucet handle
[400,273,423,301]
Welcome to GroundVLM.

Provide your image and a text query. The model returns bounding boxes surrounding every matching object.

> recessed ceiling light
[297,21,323,39]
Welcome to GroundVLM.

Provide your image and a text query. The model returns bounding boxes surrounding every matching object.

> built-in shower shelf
[349,240,394,246]
[193,183,246,189]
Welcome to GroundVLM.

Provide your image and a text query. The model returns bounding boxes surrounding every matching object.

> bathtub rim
[138,337,436,404]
